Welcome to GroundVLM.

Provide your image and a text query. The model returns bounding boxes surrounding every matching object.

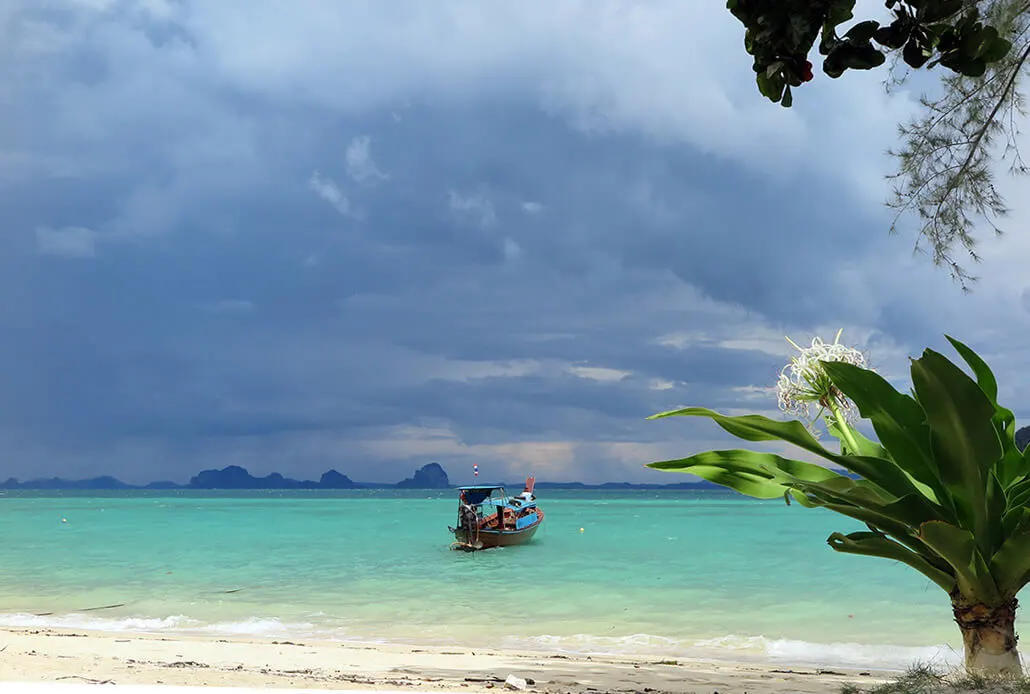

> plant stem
[828,399,860,454]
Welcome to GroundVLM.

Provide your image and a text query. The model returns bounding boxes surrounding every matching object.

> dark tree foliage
[728,0,1030,285]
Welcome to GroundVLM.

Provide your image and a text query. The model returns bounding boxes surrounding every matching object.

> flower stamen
[775,331,868,432]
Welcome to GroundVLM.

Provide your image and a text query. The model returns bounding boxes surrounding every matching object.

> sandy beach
[0,627,893,693]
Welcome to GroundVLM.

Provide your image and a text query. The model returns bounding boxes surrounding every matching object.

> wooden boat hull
[451,510,544,550]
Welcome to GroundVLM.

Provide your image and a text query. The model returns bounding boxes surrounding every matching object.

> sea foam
[0,610,963,671]
[0,613,316,639]
[0,613,196,632]
[505,633,962,671]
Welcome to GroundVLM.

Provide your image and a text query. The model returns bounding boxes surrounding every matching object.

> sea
[0,489,968,671]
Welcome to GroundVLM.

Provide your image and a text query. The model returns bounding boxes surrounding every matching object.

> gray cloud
[35,226,97,258]
[345,136,389,183]
[0,0,1027,486]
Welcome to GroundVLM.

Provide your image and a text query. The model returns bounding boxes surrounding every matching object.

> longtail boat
[449,476,543,551]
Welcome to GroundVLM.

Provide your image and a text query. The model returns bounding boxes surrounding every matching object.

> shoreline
[0,626,896,693]
[0,608,961,672]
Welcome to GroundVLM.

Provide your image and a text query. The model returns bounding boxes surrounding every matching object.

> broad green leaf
[946,336,998,400]
[979,36,1012,63]
[832,454,936,506]
[828,531,955,592]
[818,499,926,543]
[648,459,785,499]
[819,500,951,571]
[986,467,1007,551]
[827,422,943,506]
[786,474,894,507]
[946,336,1021,483]
[651,401,949,516]
[750,454,845,483]
[648,336,1022,609]
[919,521,1000,603]
[844,43,886,70]
[827,428,943,503]
[821,362,945,498]
[648,449,844,491]
[789,476,945,533]
[648,408,836,461]
[1005,479,1030,518]
[876,492,948,529]
[903,36,933,68]
[845,20,880,43]
[827,0,856,27]
[911,349,1004,556]
[874,21,909,49]
[997,449,1026,489]
[781,85,793,108]
[789,488,821,508]
[1001,507,1030,539]
[756,71,785,103]
[989,529,1030,597]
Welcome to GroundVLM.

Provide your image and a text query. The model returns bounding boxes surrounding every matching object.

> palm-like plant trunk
[952,595,1022,675]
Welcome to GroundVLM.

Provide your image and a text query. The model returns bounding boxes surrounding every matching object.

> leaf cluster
[729,0,1013,106]
[648,337,1030,607]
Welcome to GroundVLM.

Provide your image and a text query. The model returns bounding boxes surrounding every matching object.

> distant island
[6,426,1028,491]
[0,461,719,492]
[1018,425,1030,453]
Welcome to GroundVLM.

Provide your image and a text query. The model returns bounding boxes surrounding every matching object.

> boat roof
[458,485,510,506]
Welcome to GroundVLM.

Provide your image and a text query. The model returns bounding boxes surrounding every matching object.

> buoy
[579,527,584,533]
[61,518,68,524]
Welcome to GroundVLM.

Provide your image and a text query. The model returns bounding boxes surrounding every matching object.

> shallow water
[0,489,967,669]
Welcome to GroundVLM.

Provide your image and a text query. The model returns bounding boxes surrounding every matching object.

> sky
[2,0,1029,486]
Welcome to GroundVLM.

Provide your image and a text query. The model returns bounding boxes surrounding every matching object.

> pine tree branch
[954,41,1030,185]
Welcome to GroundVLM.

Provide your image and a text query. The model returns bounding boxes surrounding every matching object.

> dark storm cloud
[0,0,1027,485]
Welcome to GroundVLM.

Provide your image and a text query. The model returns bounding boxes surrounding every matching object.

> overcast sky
[2,0,1029,485]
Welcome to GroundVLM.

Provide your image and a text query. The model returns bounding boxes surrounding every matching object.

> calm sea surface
[0,489,970,669]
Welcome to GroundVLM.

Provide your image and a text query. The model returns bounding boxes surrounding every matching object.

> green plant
[726,1,1030,286]
[730,1,1014,107]
[648,334,1030,675]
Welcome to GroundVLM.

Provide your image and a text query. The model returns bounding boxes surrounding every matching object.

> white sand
[0,627,892,693]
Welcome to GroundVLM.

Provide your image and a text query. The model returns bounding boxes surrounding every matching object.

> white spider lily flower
[775,329,868,426]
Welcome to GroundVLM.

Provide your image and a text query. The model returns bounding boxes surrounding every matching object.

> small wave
[693,634,962,671]
[506,633,961,671]
[193,618,314,636]
[0,612,323,639]
[0,613,196,631]
[0,611,962,671]
[506,633,683,654]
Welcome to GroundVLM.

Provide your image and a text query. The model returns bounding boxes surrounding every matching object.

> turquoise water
[0,490,967,669]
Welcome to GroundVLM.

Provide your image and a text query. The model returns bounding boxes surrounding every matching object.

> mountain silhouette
[0,462,721,491]
[396,463,449,489]
[1017,425,1030,453]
